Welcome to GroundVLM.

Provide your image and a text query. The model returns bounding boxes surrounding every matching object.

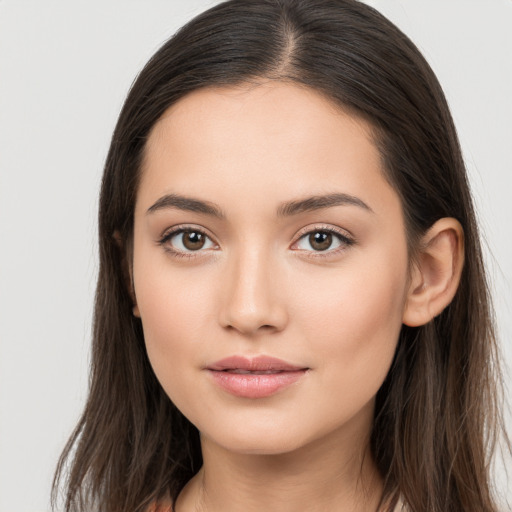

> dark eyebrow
[277,193,373,217]
[146,194,225,219]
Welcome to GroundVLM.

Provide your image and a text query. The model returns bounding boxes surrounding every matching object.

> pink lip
[206,356,309,398]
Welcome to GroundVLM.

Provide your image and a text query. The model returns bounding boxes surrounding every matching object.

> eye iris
[309,231,332,251]
[182,231,205,250]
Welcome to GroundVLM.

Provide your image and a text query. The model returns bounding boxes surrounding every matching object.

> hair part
[53,1,509,511]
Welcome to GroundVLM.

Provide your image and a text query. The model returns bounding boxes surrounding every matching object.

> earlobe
[402,218,464,327]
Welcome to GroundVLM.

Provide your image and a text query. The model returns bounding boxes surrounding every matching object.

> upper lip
[207,355,307,372]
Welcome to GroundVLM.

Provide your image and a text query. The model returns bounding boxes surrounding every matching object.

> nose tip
[218,254,288,336]
[222,300,286,335]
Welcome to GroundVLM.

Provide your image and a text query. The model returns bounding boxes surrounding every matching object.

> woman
[52,0,509,510]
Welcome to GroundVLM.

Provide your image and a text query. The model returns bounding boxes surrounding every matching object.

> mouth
[218,369,292,374]
[206,355,309,398]
[207,355,307,372]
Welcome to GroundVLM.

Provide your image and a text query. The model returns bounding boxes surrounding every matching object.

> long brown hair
[52,1,509,510]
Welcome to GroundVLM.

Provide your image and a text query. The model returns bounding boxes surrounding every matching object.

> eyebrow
[146,194,225,218]
[146,192,373,218]
[277,193,373,217]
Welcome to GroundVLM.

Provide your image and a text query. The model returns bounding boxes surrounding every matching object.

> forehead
[145,82,375,165]
[138,82,398,219]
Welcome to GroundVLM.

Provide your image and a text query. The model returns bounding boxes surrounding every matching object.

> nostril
[224,322,277,334]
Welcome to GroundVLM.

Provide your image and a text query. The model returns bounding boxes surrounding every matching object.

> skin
[131,82,464,511]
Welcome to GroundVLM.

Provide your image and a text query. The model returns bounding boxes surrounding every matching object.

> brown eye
[308,231,332,251]
[182,231,206,250]
[162,228,216,253]
[293,228,353,254]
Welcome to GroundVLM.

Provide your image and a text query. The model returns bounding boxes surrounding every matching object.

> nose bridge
[219,242,287,335]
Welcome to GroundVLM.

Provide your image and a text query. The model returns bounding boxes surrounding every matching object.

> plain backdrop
[0,1,511,510]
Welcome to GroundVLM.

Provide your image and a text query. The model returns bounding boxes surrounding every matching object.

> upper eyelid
[159,224,217,243]
[293,224,354,242]
[158,226,219,257]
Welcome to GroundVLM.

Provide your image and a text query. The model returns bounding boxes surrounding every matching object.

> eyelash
[292,225,355,258]
[158,224,355,259]
[158,224,218,260]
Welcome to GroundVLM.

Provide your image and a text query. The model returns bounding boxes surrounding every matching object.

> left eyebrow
[146,193,225,219]
[277,193,373,217]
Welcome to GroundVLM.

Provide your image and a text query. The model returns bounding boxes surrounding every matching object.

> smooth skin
[130,82,464,512]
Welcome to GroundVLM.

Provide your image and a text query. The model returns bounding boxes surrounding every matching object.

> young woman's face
[132,83,410,455]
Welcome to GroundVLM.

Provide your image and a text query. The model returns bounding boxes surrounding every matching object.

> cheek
[295,251,407,332]
[132,247,216,389]
[292,250,408,400]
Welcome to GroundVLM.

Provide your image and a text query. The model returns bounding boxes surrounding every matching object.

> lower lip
[208,369,307,398]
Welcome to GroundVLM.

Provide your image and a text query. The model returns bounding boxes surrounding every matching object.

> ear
[113,230,140,318]
[402,218,464,327]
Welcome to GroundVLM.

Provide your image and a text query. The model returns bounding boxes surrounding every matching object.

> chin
[211,431,307,456]
[197,415,326,457]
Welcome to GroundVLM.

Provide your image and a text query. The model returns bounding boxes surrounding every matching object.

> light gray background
[0,1,511,510]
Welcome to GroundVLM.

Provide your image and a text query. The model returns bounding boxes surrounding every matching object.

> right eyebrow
[146,193,225,219]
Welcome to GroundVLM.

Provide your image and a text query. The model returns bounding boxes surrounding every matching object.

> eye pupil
[309,231,332,251]
[183,231,205,250]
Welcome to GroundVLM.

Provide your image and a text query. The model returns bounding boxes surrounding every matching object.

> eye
[293,228,354,253]
[160,228,216,253]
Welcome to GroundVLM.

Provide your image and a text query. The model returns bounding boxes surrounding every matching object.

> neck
[175,417,383,512]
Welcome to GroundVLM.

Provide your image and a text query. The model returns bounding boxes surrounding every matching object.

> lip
[207,355,306,372]
[206,355,309,398]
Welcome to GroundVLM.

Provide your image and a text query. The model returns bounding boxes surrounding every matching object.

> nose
[218,247,288,336]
